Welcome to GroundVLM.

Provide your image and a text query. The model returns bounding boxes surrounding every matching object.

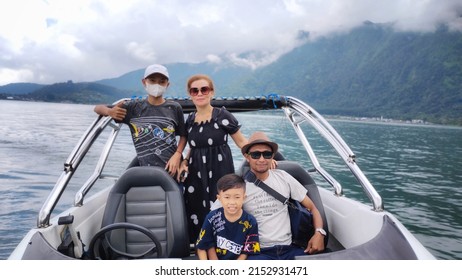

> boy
[196,174,260,260]
[93,64,187,178]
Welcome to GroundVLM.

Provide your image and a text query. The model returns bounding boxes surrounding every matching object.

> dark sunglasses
[248,151,273,159]
[189,86,211,96]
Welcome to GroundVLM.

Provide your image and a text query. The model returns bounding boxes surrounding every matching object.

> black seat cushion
[101,166,189,258]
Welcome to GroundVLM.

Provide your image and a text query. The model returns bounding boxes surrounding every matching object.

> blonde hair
[186,74,215,91]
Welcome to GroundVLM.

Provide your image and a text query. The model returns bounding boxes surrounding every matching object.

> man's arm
[300,196,325,254]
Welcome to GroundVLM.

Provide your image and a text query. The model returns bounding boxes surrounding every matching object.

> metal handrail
[37,116,118,227]
[37,99,128,228]
[74,120,122,206]
[283,107,344,196]
[284,96,383,211]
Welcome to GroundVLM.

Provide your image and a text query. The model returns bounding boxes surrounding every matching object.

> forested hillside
[1,23,461,125]
[240,23,462,124]
[16,81,130,104]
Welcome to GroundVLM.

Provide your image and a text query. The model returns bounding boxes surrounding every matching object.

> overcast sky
[1,0,461,85]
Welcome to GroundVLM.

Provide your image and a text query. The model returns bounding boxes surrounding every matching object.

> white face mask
[145,84,167,97]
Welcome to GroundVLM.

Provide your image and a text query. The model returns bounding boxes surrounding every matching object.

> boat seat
[97,166,190,258]
[238,159,329,246]
[126,156,140,168]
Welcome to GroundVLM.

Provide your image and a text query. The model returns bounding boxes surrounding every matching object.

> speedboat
[8,95,436,260]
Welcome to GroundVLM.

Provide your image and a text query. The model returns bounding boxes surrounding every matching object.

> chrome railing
[37,99,127,228]
[74,119,122,206]
[284,96,383,211]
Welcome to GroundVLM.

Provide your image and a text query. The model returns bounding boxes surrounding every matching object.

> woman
[179,74,248,243]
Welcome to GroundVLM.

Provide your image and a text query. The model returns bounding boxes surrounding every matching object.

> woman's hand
[177,159,189,182]
[270,159,278,169]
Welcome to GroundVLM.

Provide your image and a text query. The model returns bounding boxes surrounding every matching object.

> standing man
[94,64,187,178]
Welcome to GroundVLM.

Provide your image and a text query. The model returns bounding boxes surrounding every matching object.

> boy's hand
[165,152,182,177]
[109,101,126,121]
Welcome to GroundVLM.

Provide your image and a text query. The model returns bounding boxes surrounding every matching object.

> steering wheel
[87,222,162,260]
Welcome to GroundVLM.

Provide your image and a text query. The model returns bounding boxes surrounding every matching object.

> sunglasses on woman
[189,86,211,96]
[248,151,274,159]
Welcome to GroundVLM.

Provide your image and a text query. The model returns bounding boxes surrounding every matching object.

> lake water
[0,100,461,260]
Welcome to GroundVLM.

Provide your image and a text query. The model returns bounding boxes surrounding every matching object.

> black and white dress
[184,107,241,242]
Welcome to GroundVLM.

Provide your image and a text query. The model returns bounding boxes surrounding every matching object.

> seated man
[240,131,325,260]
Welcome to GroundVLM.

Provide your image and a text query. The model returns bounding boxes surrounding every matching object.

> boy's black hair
[217,174,246,193]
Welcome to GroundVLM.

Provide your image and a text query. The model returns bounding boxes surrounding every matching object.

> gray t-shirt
[120,98,186,167]
[243,169,307,248]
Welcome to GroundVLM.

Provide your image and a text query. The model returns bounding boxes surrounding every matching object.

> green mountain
[0,83,45,95]
[243,23,462,125]
[16,81,130,104]
[1,23,461,125]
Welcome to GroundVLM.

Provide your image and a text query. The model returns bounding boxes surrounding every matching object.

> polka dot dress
[184,107,241,243]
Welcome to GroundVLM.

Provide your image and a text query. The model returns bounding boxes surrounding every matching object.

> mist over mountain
[238,23,462,124]
[1,23,461,125]
[95,62,254,97]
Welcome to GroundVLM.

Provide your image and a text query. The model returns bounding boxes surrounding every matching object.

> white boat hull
[8,95,436,260]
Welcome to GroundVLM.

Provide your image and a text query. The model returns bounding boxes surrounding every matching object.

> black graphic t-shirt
[120,98,186,167]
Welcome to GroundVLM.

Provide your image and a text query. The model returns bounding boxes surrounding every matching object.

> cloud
[0,0,461,85]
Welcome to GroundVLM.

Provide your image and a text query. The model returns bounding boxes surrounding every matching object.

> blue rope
[265,93,281,108]
[130,95,144,100]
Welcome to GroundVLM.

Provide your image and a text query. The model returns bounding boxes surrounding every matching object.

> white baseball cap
[144,64,169,79]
